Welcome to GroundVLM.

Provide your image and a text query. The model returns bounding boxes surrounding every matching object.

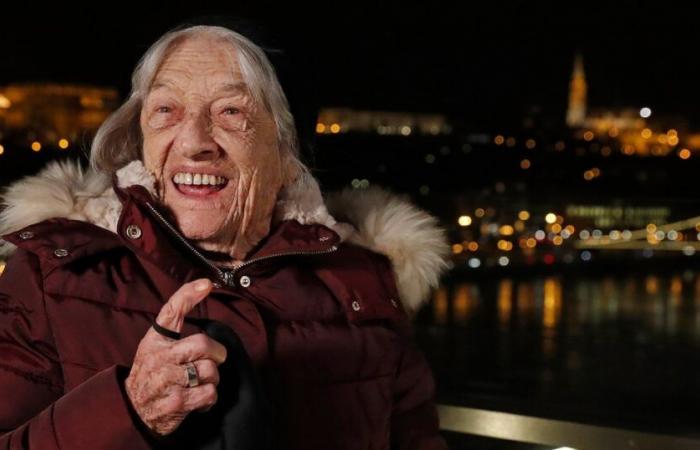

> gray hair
[90,25,302,174]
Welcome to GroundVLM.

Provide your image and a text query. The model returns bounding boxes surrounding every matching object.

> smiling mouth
[172,171,229,196]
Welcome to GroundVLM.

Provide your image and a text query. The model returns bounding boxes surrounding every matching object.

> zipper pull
[222,271,236,287]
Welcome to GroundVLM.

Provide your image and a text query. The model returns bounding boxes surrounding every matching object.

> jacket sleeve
[0,248,153,450]
[390,334,449,450]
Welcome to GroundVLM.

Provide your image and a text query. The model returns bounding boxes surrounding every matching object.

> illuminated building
[566,53,587,127]
[563,56,700,156]
[0,83,119,144]
[316,107,451,136]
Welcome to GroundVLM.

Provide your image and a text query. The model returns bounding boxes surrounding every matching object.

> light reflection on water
[421,270,700,430]
[430,272,700,340]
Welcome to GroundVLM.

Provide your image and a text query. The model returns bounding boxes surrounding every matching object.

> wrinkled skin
[125,279,227,435]
[140,35,296,263]
[128,35,297,435]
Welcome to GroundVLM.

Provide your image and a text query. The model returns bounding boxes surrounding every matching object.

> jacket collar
[0,160,449,312]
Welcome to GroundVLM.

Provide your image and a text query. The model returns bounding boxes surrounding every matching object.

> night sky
[2,1,700,128]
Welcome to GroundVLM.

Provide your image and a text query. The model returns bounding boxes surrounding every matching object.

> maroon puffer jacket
[0,161,449,450]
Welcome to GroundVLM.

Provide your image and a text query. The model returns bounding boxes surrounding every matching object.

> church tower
[566,54,587,127]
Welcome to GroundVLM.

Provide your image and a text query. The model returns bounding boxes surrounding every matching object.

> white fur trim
[274,170,355,241]
[326,187,450,313]
[0,160,449,311]
[0,161,110,257]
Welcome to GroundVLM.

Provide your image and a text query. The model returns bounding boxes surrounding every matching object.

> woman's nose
[175,112,219,160]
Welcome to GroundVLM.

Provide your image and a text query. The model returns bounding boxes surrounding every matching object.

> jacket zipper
[145,202,338,287]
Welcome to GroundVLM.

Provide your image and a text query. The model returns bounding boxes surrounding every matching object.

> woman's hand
[125,278,227,436]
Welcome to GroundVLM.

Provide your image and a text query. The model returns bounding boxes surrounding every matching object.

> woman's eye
[156,106,172,114]
[222,107,240,115]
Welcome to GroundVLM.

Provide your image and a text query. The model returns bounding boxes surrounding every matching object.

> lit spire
[566,53,587,127]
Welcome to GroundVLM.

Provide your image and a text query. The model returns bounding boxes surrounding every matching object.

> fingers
[178,359,220,387]
[151,382,218,418]
[170,332,228,365]
[182,383,218,412]
[154,279,212,334]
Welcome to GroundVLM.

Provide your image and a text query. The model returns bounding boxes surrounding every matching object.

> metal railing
[437,405,700,450]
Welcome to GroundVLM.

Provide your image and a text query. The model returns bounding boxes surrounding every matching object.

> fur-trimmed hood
[0,160,449,312]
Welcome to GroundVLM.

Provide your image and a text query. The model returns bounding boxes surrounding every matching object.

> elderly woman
[0,24,449,449]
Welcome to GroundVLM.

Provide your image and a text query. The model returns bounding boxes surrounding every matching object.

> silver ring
[185,362,199,388]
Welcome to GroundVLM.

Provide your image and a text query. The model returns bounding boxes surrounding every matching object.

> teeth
[173,172,228,186]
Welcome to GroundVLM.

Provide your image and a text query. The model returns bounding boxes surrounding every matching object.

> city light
[525,138,536,149]
[499,225,515,236]
[458,215,472,227]
[330,123,341,134]
[316,123,326,133]
[58,138,69,149]
[641,128,652,139]
[640,107,652,118]
[520,159,531,169]
[545,213,557,224]
[498,256,510,266]
[583,130,594,141]
[0,145,4,155]
[475,208,485,218]
[0,95,10,109]
[452,243,464,254]
[518,210,530,221]
[400,126,412,136]
[497,240,514,251]
[467,242,479,252]
[31,141,41,152]
[679,148,691,160]
[494,135,505,145]
[468,258,481,269]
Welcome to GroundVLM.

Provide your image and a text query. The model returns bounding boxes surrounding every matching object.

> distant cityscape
[2,55,700,276]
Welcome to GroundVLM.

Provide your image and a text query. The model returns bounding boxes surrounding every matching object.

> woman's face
[140,36,289,258]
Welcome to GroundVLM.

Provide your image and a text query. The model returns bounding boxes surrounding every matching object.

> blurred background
[2,2,700,448]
